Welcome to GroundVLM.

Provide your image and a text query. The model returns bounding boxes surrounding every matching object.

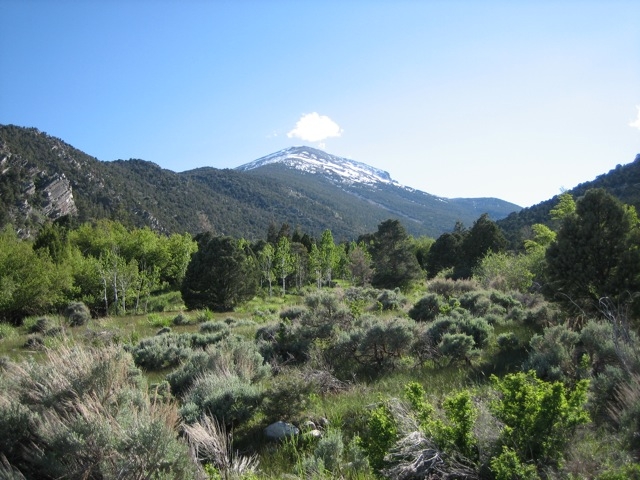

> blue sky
[2,1,639,208]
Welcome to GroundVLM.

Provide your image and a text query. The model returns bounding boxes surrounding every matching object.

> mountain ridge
[1,124,520,240]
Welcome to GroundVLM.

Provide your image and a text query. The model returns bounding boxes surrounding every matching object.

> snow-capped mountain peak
[235,146,401,187]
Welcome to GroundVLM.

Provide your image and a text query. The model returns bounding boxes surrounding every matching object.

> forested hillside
[1,125,518,241]
[498,153,640,247]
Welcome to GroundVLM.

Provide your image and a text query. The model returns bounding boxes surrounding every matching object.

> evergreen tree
[425,230,465,279]
[369,219,423,290]
[181,233,258,311]
[456,213,507,279]
[545,188,640,315]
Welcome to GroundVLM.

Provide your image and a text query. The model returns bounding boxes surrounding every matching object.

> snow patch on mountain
[236,146,402,187]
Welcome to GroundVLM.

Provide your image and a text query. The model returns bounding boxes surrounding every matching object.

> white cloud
[287,112,343,142]
[630,106,640,131]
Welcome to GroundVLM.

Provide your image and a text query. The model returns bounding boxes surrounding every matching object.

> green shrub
[180,373,263,426]
[496,332,520,352]
[0,322,16,340]
[280,306,306,320]
[168,336,270,397]
[490,371,590,465]
[195,308,214,322]
[524,303,559,329]
[490,446,540,480]
[64,301,91,327]
[524,324,580,381]
[427,277,478,298]
[147,313,171,328]
[156,326,172,335]
[441,390,477,458]
[129,333,192,370]
[439,333,475,363]
[359,403,398,470]
[172,312,193,326]
[260,368,314,420]
[597,463,640,480]
[24,334,45,350]
[27,316,54,334]
[458,291,492,315]
[200,320,230,334]
[313,429,344,473]
[327,316,415,377]
[426,317,455,344]
[457,316,493,348]
[377,289,406,311]
[408,293,442,322]
[490,291,521,311]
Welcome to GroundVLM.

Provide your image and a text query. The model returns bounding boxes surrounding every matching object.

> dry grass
[183,415,259,479]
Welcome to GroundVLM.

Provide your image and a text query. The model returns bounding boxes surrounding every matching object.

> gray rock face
[41,173,77,218]
[264,421,299,441]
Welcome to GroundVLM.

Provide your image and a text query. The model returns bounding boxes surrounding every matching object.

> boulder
[264,421,299,441]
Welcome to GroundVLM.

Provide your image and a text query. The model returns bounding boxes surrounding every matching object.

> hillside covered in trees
[498,153,640,247]
[0,124,519,241]
[2,182,640,478]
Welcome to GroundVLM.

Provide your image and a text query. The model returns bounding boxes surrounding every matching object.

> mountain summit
[236,146,399,187]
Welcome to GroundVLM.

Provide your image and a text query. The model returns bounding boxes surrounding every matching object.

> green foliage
[491,371,590,465]
[129,332,193,370]
[425,228,465,279]
[597,463,640,480]
[408,293,443,322]
[181,233,259,311]
[0,226,71,323]
[179,373,263,426]
[490,446,540,480]
[171,312,193,326]
[545,188,640,315]
[457,214,507,277]
[549,191,576,222]
[376,289,406,311]
[147,312,171,328]
[440,390,477,458]
[368,219,423,290]
[524,324,580,381]
[347,242,374,286]
[439,332,476,363]
[167,336,270,397]
[199,320,230,334]
[474,251,535,293]
[313,429,344,473]
[496,332,520,352]
[404,382,477,459]
[404,381,435,426]
[426,277,478,298]
[359,403,398,470]
[274,235,295,295]
[64,301,91,326]
[0,322,17,340]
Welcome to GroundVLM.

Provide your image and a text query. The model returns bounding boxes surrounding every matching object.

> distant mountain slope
[236,146,521,236]
[0,125,520,240]
[498,154,640,247]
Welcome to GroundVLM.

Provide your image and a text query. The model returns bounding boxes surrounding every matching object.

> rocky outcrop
[41,173,77,218]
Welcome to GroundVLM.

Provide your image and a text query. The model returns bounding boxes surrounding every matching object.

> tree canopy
[367,219,423,290]
[544,188,640,315]
[181,233,258,311]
